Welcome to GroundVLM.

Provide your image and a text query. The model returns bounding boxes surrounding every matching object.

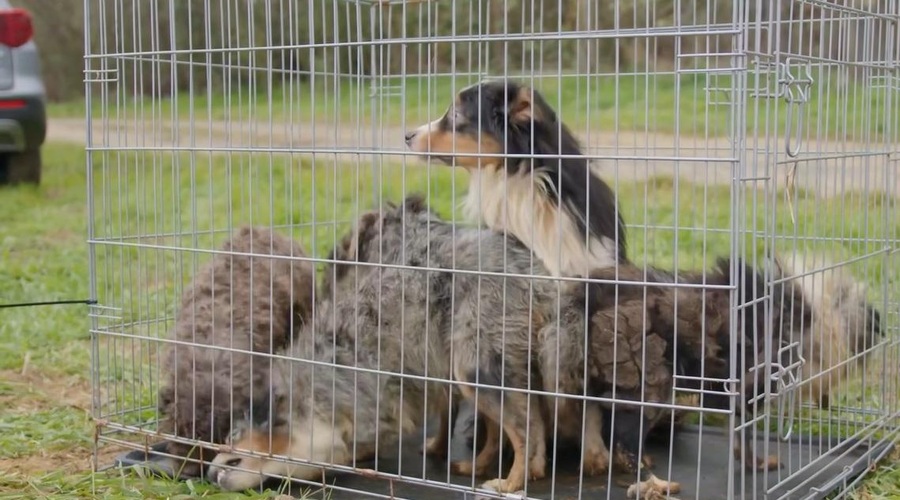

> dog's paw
[741,451,782,471]
[451,459,478,476]
[756,454,781,471]
[581,448,609,476]
[625,474,681,500]
[481,477,523,494]
[528,456,546,481]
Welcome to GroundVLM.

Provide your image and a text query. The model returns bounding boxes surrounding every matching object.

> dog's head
[404,79,562,170]
[206,394,293,491]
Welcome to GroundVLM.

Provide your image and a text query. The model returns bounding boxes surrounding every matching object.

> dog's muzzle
[405,120,439,151]
[206,463,224,485]
[206,456,241,486]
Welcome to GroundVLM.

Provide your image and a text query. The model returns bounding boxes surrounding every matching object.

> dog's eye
[447,108,464,126]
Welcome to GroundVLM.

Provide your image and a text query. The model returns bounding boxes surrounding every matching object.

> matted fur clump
[155,225,315,477]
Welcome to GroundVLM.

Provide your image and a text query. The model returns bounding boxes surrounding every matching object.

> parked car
[0,2,45,185]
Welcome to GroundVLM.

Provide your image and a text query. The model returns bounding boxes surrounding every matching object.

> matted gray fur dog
[155,226,316,478]
[209,196,566,494]
[206,195,729,498]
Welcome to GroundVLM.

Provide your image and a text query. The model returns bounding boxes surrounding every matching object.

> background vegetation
[19,0,894,102]
[1,0,897,498]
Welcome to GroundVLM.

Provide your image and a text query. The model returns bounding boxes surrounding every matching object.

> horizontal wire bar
[83,146,742,163]
[85,25,744,59]
[90,328,739,414]
[85,240,740,289]
[796,0,900,21]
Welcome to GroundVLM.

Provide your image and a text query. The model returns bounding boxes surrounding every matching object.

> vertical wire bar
[85,0,100,449]
[880,0,898,449]
[729,0,749,498]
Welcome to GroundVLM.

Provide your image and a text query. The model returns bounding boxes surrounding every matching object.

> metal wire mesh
[84,1,898,499]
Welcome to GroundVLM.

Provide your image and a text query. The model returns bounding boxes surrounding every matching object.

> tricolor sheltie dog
[404,79,627,277]
[404,78,631,479]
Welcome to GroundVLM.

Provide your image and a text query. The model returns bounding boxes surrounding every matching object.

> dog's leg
[527,398,548,481]
[424,396,457,458]
[452,416,501,477]
[605,410,680,500]
[452,338,546,493]
[481,419,530,494]
[733,431,780,471]
[581,403,610,476]
[479,395,547,493]
[816,370,838,410]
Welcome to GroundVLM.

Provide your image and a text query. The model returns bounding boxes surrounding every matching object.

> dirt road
[47,117,898,196]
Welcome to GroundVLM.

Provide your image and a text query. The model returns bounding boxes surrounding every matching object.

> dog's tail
[775,252,884,355]
[770,251,884,408]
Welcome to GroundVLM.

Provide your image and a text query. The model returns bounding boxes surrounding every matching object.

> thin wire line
[0,299,99,309]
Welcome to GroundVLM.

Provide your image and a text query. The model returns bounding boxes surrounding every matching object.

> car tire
[2,148,41,185]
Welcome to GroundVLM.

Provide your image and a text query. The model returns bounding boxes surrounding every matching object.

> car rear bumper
[0,96,45,153]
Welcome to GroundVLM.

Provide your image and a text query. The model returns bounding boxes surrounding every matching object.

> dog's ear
[402,194,428,214]
[506,85,536,123]
[348,210,383,264]
[714,257,732,278]
[506,85,556,125]
[868,305,884,338]
[357,210,381,234]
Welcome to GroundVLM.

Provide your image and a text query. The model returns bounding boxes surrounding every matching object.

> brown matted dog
[155,226,315,478]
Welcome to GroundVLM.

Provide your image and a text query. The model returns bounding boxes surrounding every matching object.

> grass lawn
[50,72,896,142]
[0,140,897,498]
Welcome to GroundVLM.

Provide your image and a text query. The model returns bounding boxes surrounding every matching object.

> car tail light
[0,99,25,109]
[0,8,33,48]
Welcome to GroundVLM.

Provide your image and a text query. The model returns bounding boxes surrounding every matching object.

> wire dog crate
[85,1,898,499]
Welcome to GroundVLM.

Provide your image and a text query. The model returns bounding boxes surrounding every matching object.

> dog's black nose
[404,131,415,145]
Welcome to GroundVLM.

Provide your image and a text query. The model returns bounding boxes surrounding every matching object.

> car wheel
[2,148,41,185]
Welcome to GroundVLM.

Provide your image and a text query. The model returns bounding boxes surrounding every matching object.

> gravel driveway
[48,117,898,197]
